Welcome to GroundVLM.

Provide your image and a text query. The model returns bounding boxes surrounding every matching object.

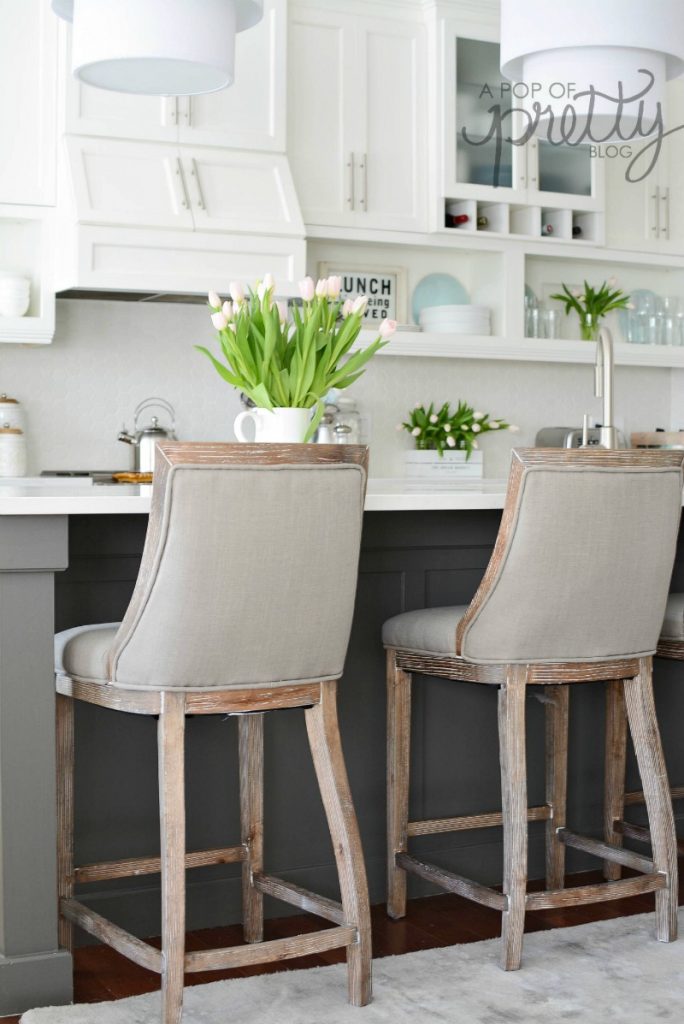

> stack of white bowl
[0,275,31,317]
[419,304,491,336]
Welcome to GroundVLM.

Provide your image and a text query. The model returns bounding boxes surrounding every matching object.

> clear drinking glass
[543,307,561,339]
[526,306,543,338]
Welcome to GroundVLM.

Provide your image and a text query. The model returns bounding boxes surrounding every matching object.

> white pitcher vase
[233,406,311,443]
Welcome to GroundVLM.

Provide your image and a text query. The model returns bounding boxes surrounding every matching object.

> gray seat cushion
[55,624,120,682]
[661,593,684,641]
[382,606,468,656]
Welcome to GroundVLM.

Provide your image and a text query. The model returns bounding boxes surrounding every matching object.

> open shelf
[358,329,684,367]
[0,206,55,345]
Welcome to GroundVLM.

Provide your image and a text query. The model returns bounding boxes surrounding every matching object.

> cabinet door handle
[174,158,190,209]
[660,186,670,238]
[189,159,205,210]
[170,97,179,126]
[358,152,367,210]
[182,97,191,127]
[650,187,660,237]
[346,152,355,210]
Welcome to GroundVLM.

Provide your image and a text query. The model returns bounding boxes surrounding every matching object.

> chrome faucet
[593,326,620,449]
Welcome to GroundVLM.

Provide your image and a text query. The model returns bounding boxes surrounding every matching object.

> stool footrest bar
[60,897,162,973]
[558,828,655,874]
[74,845,245,884]
[253,873,346,925]
[526,873,666,911]
[625,785,684,807]
[396,853,507,911]
[184,925,357,972]
[407,805,549,838]
[615,819,684,856]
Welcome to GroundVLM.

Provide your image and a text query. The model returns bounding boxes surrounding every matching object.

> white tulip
[352,295,368,315]
[429,414,438,424]
[472,423,482,432]
[411,426,421,437]
[211,311,228,330]
[473,411,485,421]
[509,424,521,432]
[276,300,288,324]
[262,272,275,292]
[341,299,354,318]
[221,300,233,319]
[444,423,451,432]
[315,278,328,298]
[490,421,500,429]
[326,275,342,298]
[208,290,221,309]
[446,435,456,448]
[299,277,315,302]
[229,281,245,303]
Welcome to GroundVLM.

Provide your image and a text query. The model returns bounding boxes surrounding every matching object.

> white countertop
[0,476,509,515]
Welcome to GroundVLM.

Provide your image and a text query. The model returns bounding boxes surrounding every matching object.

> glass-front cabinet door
[443,28,604,211]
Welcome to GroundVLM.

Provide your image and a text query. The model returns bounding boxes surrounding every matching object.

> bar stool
[604,593,684,876]
[55,443,372,1024]
[383,448,683,971]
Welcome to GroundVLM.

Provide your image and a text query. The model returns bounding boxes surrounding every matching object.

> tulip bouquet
[198,274,395,440]
[550,278,632,341]
[400,401,518,459]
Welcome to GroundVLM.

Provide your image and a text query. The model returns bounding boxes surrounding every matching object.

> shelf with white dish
[0,206,55,345]
[359,329,684,367]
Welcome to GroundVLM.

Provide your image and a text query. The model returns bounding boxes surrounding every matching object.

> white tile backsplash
[0,299,672,477]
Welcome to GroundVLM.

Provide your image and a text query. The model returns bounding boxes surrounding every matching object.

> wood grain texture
[386,650,411,920]
[408,806,550,838]
[603,679,628,881]
[525,873,665,910]
[56,694,74,952]
[107,442,369,681]
[624,659,678,942]
[545,686,569,891]
[625,785,684,805]
[305,681,372,1007]
[158,691,186,1024]
[394,650,640,686]
[656,638,684,660]
[615,819,684,856]
[239,713,264,943]
[74,846,244,884]
[183,926,357,973]
[396,853,507,911]
[558,828,655,874]
[498,665,529,971]
[60,898,162,973]
[254,873,346,925]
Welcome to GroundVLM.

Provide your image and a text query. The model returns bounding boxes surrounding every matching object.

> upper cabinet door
[360,18,427,231]
[179,0,286,152]
[66,138,194,229]
[181,149,304,236]
[525,137,604,212]
[0,0,57,205]
[287,6,355,227]
[63,33,177,142]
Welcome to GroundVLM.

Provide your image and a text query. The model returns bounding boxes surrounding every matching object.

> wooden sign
[318,263,407,324]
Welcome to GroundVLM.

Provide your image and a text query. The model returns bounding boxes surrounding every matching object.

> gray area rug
[21,910,684,1023]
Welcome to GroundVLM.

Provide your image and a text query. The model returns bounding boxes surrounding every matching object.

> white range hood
[52,0,305,299]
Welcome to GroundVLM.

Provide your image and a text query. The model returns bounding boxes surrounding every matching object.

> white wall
[0,298,672,477]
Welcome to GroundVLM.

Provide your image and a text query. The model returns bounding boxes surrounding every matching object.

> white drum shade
[68,0,264,96]
[500,0,684,142]
[51,0,73,20]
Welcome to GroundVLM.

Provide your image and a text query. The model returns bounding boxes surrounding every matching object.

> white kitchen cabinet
[605,78,684,253]
[0,0,57,205]
[180,148,304,235]
[63,0,285,152]
[288,3,427,232]
[65,138,194,230]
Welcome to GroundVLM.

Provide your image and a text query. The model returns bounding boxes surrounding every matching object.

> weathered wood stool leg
[159,692,186,1024]
[56,693,75,952]
[603,678,628,881]
[624,660,678,942]
[306,681,372,1007]
[239,712,264,943]
[545,685,569,891]
[499,665,528,971]
[386,650,412,920]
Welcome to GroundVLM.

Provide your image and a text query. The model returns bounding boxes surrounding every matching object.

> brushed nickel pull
[358,152,367,210]
[190,159,205,209]
[651,187,660,237]
[170,97,178,126]
[660,186,670,238]
[174,158,189,209]
[347,152,355,209]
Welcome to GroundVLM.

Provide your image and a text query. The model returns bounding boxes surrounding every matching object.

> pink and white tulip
[341,298,355,318]
[229,281,245,304]
[352,295,368,315]
[276,300,288,324]
[379,318,397,339]
[326,275,342,299]
[262,272,275,292]
[315,278,328,298]
[211,310,228,330]
[299,277,315,302]
[222,300,233,319]
[208,290,221,309]
[446,435,456,448]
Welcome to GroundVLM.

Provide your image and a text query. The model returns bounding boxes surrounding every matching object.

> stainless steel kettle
[118,398,177,472]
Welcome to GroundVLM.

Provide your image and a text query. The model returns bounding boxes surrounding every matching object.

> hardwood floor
[4,866,682,1022]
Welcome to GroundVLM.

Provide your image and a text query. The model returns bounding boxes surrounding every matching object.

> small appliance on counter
[535,426,627,449]
[118,397,177,472]
[631,430,684,449]
[0,394,27,477]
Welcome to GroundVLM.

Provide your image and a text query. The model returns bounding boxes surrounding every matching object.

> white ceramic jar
[0,394,25,430]
[0,427,27,477]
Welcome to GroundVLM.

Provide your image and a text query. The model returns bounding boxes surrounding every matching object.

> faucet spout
[595,327,619,449]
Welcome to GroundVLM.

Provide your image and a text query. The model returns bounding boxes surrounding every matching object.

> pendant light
[52,0,264,96]
[500,0,684,143]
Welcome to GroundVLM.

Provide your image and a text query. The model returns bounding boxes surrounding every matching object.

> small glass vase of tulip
[197,274,396,442]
